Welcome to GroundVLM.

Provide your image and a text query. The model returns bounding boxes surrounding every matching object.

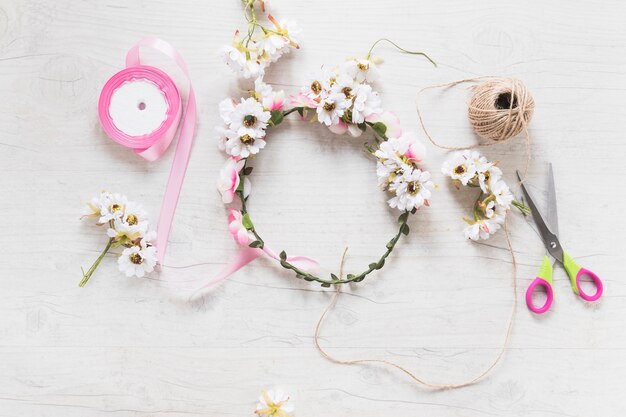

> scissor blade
[547,163,559,237]
[516,170,564,263]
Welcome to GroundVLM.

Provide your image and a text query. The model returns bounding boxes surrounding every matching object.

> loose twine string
[313,77,534,389]
[314,222,518,390]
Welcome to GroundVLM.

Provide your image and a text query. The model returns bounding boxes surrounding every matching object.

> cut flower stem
[79,238,114,287]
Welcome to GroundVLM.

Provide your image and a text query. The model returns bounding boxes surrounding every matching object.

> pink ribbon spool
[98,38,197,264]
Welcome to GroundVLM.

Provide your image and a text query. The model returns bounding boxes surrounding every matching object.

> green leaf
[386,239,395,249]
[398,212,409,224]
[347,274,355,280]
[269,110,284,126]
[297,107,304,117]
[321,282,332,288]
[249,240,264,248]
[376,259,385,269]
[296,274,306,280]
[369,263,378,270]
[242,213,254,230]
[243,166,254,175]
[304,275,315,282]
[401,224,410,236]
[371,122,387,138]
[330,273,339,281]
[279,251,287,261]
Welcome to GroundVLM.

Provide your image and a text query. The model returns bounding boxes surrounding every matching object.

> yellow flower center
[342,87,353,98]
[127,214,138,226]
[408,181,420,195]
[129,253,143,265]
[243,115,257,127]
[110,203,122,212]
[240,134,255,145]
[454,164,467,175]
[323,102,336,112]
[310,81,322,94]
[357,62,369,71]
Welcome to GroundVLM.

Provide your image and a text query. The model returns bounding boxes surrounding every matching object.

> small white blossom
[343,58,379,83]
[316,91,349,126]
[229,97,271,138]
[98,193,128,223]
[255,389,294,417]
[351,83,382,124]
[117,236,157,278]
[491,179,514,208]
[441,150,477,186]
[388,169,434,211]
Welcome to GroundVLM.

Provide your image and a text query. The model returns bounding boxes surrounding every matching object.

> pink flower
[290,92,318,109]
[228,209,251,245]
[401,132,427,164]
[264,90,285,111]
[217,158,250,204]
[366,111,402,139]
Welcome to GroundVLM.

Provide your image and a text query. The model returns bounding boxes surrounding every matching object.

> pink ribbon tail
[125,38,197,265]
[193,245,319,294]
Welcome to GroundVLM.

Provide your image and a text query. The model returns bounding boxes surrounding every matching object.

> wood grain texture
[0,0,625,415]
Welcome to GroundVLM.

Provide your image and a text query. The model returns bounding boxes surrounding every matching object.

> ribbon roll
[98,38,197,264]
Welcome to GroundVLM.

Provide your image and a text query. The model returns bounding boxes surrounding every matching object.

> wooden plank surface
[0,0,624,415]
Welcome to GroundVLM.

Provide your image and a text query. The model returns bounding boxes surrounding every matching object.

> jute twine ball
[467,78,534,142]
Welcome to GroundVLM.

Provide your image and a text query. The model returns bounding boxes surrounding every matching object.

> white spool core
[109,79,169,137]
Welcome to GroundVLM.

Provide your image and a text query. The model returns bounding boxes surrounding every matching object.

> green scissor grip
[563,251,582,295]
[538,255,553,285]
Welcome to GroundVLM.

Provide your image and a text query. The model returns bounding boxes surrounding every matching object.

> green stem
[236,123,413,287]
[79,238,114,287]
[366,38,437,67]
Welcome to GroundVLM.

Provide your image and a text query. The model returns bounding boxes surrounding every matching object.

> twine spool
[467,78,534,142]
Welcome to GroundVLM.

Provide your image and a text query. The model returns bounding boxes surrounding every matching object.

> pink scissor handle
[526,277,554,314]
[575,268,603,302]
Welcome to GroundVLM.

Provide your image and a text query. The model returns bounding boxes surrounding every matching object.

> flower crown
[216,0,435,287]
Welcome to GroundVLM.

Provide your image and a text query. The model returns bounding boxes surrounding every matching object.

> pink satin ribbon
[98,38,197,264]
[195,245,319,292]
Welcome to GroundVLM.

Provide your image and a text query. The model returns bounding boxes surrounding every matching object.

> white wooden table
[1,0,624,415]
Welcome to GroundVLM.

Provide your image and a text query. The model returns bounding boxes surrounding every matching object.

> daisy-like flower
[351,83,382,124]
[441,151,477,186]
[219,98,237,124]
[343,58,379,83]
[217,158,251,204]
[254,78,285,111]
[107,202,149,241]
[220,126,267,158]
[82,191,113,220]
[228,209,252,246]
[221,41,265,79]
[491,179,514,208]
[478,164,502,194]
[98,193,128,223]
[316,91,349,126]
[255,389,294,417]
[117,234,157,278]
[230,97,271,138]
[303,71,328,100]
[388,169,434,211]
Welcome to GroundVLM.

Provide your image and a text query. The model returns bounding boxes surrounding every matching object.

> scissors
[517,165,603,314]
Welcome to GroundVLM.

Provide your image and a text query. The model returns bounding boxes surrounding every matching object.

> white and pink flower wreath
[216,0,436,287]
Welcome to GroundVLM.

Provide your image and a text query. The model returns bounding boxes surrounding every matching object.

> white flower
[478,165,502,194]
[387,169,434,211]
[366,111,402,139]
[351,84,382,124]
[117,237,157,278]
[303,70,331,100]
[230,97,271,138]
[491,179,514,208]
[441,151,477,185]
[217,158,251,204]
[82,191,113,220]
[219,126,267,158]
[221,45,265,79]
[219,98,236,124]
[343,58,379,83]
[255,389,294,417]
[98,193,128,223]
[107,202,149,241]
[254,78,285,111]
[316,91,349,126]
[464,218,502,241]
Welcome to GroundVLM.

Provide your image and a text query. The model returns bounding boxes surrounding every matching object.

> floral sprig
[442,150,530,240]
[216,0,435,286]
[255,389,294,417]
[80,191,157,286]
